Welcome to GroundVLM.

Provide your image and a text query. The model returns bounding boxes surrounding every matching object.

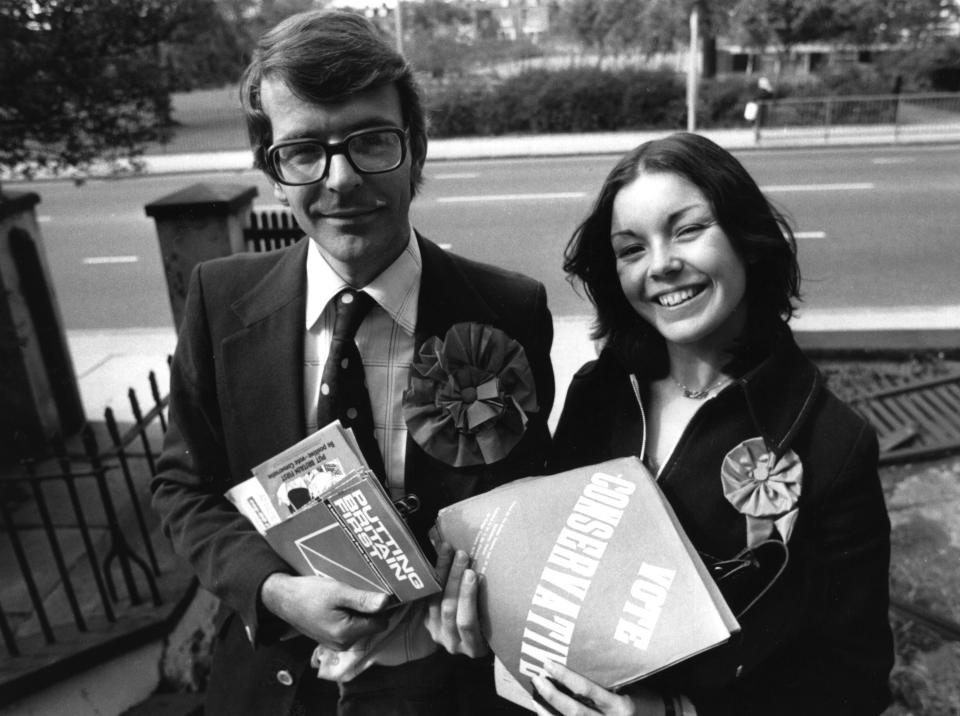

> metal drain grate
[850,372,960,465]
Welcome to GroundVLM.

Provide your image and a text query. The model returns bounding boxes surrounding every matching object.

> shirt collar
[305,227,421,335]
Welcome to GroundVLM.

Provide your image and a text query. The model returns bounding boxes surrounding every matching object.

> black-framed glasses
[267,127,408,186]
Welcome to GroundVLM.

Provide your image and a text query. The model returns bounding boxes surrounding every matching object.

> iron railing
[0,367,189,707]
[244,209,304,253]
[141,88,960,155]
[854,371,960,465]
[756,91,960,144]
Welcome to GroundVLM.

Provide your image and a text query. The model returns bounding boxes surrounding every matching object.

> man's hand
[424,541,489,657]
[260,573,392,650]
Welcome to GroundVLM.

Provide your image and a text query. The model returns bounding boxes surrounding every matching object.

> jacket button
[276,669,294,687]
[735,664,744,678]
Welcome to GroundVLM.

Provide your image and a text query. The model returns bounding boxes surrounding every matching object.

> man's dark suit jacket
[151,235,554,716]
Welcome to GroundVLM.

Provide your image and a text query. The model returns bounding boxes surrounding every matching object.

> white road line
[83,256,139,265]
[433,173,480,179]
[795,231,827,240]
[872,157,915,165]
[763,182,874,192]
[437,192,586,203]
[38,215,52,223]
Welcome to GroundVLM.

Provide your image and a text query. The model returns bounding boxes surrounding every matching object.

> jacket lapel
[403,237,501,532]
[413,235,498,348]
[218,236,507,518]
[222,241,309,473]
[738,335,823,458]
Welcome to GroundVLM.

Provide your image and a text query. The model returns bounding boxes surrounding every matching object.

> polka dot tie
[317,289,386,481]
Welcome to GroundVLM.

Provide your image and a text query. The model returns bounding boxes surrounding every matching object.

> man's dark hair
[563,132,800,368]
[240,8,428,195]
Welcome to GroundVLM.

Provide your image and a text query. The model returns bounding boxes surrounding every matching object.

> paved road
[23,142,960,331]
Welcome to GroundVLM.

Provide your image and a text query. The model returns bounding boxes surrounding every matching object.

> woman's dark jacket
[547,333,893,716]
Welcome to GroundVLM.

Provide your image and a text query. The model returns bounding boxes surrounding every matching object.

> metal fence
[852,371,960,466]
[0,367,188,707]
[150,89,960,155]
[756,91,960,144]
[244,209,304,253]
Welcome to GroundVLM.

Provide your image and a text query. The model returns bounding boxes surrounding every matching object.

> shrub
[620,69,687,129]
[423,61,956,139]
[427,87,487,137]
[781,65,895,98]
[908,39,960,92]
[872,40,960,92]
[532,68,628,132]
[494,69,554,133]
[696,76,756,128]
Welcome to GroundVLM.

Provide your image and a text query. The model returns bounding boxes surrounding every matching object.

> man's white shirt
[301,231,438,680]
[303,231,420,498]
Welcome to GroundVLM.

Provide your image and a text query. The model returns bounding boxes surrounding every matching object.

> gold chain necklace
[671,374,731,400]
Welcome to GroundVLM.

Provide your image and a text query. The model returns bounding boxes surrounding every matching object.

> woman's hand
[423,541,489,657]
[531,661,665,716]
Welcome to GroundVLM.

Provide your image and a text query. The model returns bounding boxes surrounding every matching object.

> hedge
[426,67,763,137]
[424,52,960,138]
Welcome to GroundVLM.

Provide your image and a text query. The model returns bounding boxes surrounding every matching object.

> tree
[730,0,958,72]
[835,0,958,47]
[630,0,688,56]
[556,0,736,76]
[222,0,317,53]
[559,0,616,63]
[0,0,226,180]
[403,0,475,79]
[730,0,835,74]
[162,0,250,91]
[560,0,677,64]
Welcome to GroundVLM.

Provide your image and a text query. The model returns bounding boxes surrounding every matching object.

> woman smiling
[540,133,893,716]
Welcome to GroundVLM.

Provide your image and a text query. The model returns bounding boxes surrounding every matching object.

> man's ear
[272,183,289,206]
[409,142,428,196]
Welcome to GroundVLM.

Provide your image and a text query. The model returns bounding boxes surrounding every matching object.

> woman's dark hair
[240,9,428,195]
[563,132,800,369]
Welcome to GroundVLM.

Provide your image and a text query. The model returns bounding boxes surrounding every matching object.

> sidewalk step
[120,692,203,716]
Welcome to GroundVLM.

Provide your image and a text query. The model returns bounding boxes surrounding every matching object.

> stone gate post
[145,183,257,329]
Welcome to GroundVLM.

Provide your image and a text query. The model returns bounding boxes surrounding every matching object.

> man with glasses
[151,8,554,716]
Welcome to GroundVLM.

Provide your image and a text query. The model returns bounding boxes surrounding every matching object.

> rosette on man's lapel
[403,322,538,467]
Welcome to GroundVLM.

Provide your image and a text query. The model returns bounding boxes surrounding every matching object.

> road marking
[38,215,52,223]
[795,230,827,240]
[763,182,874,192]
[438,243,453,250]
[433,172,480,179]
[83,256,139,265]
[437,192,586,203]
[872,157,915,165]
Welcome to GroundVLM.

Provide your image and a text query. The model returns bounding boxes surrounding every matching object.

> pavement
[64,126,960,428]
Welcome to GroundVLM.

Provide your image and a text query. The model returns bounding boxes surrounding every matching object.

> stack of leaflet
[227,421,440,603]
